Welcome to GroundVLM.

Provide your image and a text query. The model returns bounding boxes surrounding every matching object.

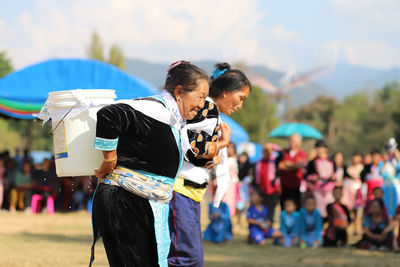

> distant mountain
[124,58,400,106]
[317,62,400,99]
[125,58,332,106]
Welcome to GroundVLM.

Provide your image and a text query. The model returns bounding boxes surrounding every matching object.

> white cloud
[270,25,302,43]
[0,0,287,70]
[325,39,400,69]
[328,0,400,31]
[6,0,399,72]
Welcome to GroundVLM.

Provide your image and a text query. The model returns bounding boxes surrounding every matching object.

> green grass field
[0,211,400,267]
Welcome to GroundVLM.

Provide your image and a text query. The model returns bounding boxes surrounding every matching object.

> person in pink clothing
[342,152,365,235]
[223,143,239,217]
[306,140,335,219]
[333,152,346,186]
[342,152,364,210]
[360,149,384,201]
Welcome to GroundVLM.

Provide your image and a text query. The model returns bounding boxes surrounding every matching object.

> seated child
[356,198,394,250]
[204,201,233,243]
[278,199,300,247]
[324,186,351,247]
[299,196,323,248]
[247,187,282,245]
[364,187,388,219]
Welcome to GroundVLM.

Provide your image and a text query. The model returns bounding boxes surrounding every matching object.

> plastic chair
[30,194,55,215]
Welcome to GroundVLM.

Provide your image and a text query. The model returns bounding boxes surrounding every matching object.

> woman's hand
[261,221,269,231]
[204,155,221,170]
[95,150,117,179]
[395,149,400,161]
[217,122,231,149]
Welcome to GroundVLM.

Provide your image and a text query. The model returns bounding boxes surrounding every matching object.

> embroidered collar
[160,90,185,130]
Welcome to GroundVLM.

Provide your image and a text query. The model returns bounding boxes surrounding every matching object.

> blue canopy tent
[220,114,249,144]
[0,59,157,119]
[237,142,262,163]
[0,58,249,143]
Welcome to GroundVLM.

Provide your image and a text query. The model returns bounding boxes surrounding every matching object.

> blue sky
[1,0,399,71]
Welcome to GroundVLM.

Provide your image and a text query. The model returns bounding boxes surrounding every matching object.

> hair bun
[215,63,231,71]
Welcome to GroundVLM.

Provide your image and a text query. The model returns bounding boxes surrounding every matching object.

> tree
[87,31,105,61]
[0,51,14,78]
[294,96,339,142]
[292,82,400,158]
[87,31,126,70]
[108,45,126,70]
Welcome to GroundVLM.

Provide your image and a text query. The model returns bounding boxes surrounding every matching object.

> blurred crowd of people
[0,149,96,213]
[2,134,400,252]
[204,135,400,252]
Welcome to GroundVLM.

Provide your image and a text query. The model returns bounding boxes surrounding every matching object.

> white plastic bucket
[46,89,116,177]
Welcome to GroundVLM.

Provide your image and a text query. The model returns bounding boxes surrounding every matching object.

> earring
[223,94,226,98]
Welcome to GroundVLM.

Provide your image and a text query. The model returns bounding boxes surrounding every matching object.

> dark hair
[315,140,328,148]
[333,186,343,192]
[370,148,381,155]
[251,186,265,199]
[209,63,251,98]
[164,61,208,95]
[284,198,297,207]
[371,198,385,210]
[352,151,362,156]
[372,187,383,193]
[22,161,32,174]
[304,195,316,203]
[22,161,31,166]
[333,152,343,157]
[240,152,249,158]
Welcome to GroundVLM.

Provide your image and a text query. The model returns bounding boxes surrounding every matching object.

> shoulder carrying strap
[134,96,166,107]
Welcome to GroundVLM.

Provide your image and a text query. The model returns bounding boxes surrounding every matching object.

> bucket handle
[50,103,79,136]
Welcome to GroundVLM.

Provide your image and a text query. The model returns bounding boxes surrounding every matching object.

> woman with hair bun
[168,63,251,267]
[90,61,209,267]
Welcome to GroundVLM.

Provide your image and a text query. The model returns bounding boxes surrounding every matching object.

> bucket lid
[35,89,117,123]
[47,89,116,108]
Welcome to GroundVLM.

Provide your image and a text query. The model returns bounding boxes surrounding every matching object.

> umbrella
[269,122,322,139]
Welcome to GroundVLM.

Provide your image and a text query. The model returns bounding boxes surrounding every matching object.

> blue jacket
[280,210,300,236]
[299,207,322,240]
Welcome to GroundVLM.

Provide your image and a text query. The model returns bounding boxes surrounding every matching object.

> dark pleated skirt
[89,183,159,267]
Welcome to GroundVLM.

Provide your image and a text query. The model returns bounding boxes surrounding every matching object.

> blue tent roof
[0,58,249,143]
[221,114,249,144]
[0,58,158,102]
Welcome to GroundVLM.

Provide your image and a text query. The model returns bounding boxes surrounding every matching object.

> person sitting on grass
[356,198,394,250]
[277,198,300,247]
[324,186,351,247]
[299,195,323,248]
[364,187,388,219]
[10,161,33,212]
[247,187,282,245]
[203,201,233,243]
